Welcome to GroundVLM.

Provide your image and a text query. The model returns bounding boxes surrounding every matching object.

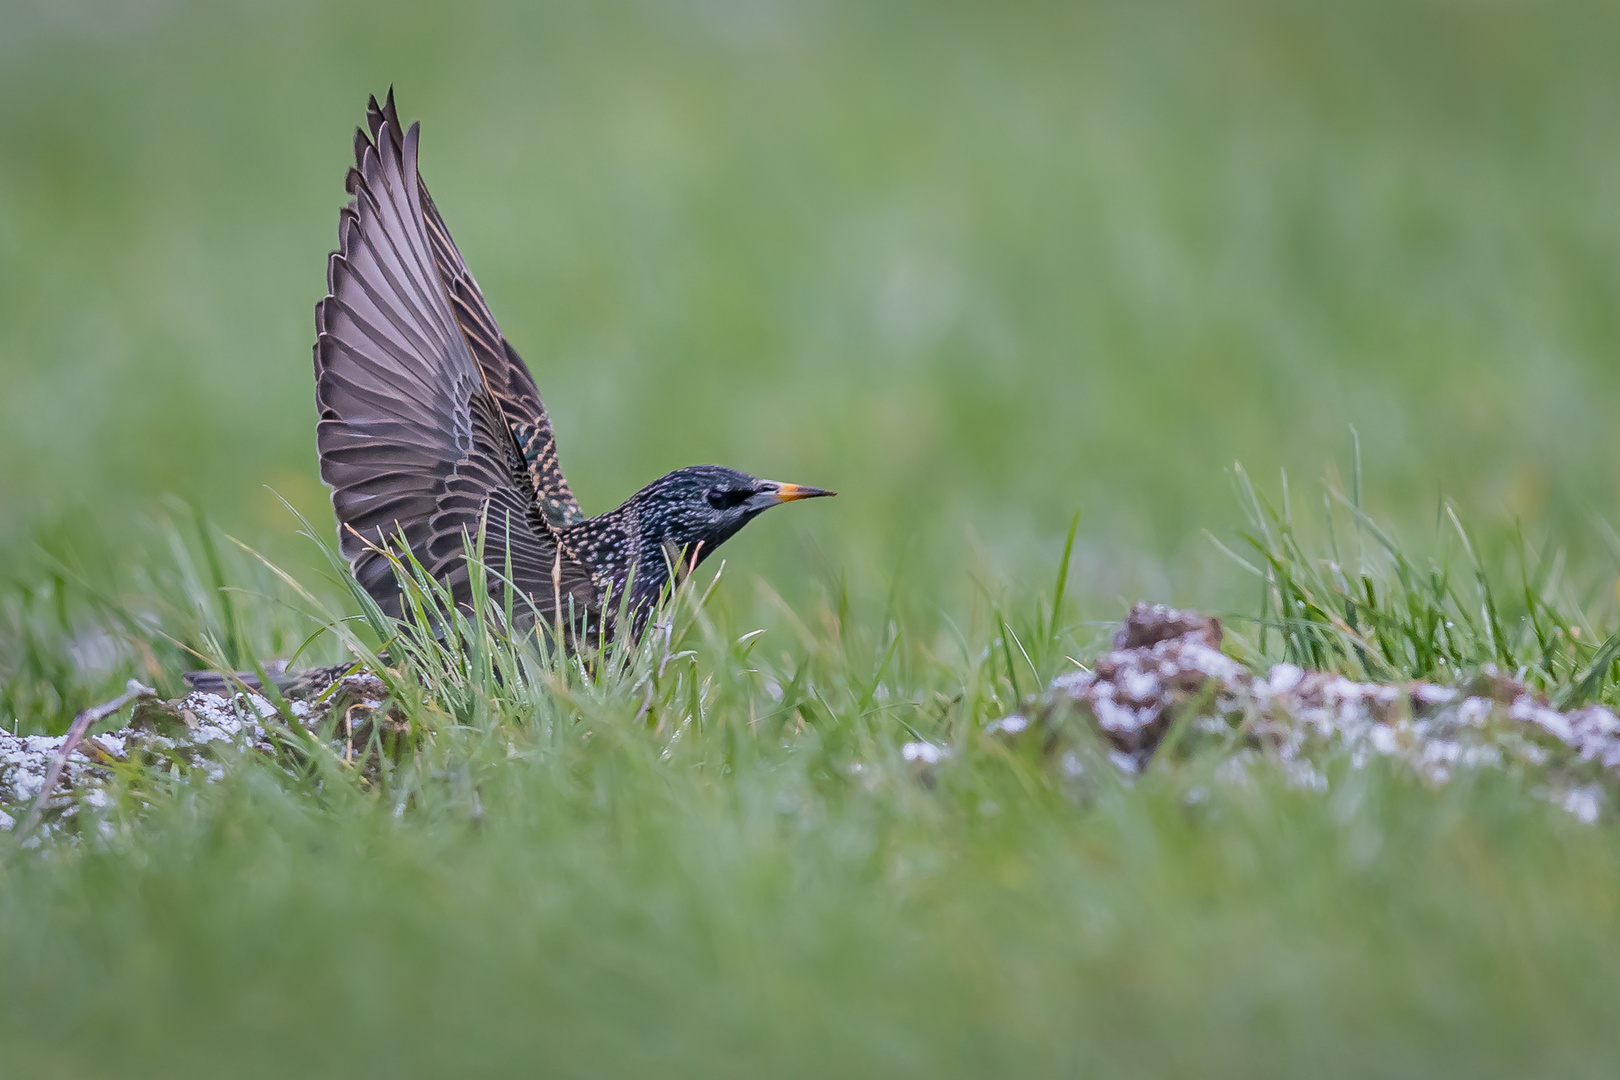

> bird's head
[627,464,835,571]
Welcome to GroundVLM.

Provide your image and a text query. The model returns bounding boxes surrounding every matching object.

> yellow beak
[768,482,836,503]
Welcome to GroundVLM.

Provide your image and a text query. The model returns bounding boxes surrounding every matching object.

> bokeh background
[10,6,1620,1076]
[5,0,1620,622]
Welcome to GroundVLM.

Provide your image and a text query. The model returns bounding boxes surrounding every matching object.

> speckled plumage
[313,91,832,639]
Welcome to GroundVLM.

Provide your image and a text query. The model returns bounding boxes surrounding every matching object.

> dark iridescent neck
[561,500,669,617]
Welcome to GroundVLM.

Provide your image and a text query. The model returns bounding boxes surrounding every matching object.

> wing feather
[366,89,585,529]
[315,98,595,623]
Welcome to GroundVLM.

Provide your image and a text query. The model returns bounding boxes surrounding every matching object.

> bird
[186,90,832,696]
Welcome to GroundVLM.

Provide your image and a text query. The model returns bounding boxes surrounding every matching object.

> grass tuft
[1223,451,1620,702]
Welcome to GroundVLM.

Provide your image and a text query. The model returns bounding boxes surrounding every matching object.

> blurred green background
[10,6,1620,1077]
[4,0,1620,615]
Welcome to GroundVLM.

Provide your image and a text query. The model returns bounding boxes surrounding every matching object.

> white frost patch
[985,714,1029,737]
[1122,670,1160,700]
[1107,751,1140,776]
[4,673,393,842]
[1560,784,1605,825]
[1414,684,1459,706]
[902,741,948,765]
[1511,697,1575,745]
[1264,663,1304,696]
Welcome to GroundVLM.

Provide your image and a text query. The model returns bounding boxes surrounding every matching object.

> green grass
[1224,448,1620,704]
[6,514,1620,1078]
[6,490,1620,1078]
[6,0,1620,1075]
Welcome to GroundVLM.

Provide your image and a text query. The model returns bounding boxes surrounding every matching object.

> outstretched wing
[314,100,595,622]
[365,89,584,531]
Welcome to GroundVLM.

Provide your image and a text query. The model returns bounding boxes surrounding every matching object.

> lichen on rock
[992,602,1620,821]
[2,673,394,841]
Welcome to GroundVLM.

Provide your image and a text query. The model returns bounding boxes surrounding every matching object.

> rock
[990,603,1620,821]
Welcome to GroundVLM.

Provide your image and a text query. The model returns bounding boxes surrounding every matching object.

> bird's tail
[182,661,356,700]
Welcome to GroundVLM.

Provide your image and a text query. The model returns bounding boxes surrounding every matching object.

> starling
[320,89,833,634]
[187,91,831,695]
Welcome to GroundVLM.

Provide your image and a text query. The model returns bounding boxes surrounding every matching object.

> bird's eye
[707,487,750,510]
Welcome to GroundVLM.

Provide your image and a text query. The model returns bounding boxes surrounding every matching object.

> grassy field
[5,0,1620,1075]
